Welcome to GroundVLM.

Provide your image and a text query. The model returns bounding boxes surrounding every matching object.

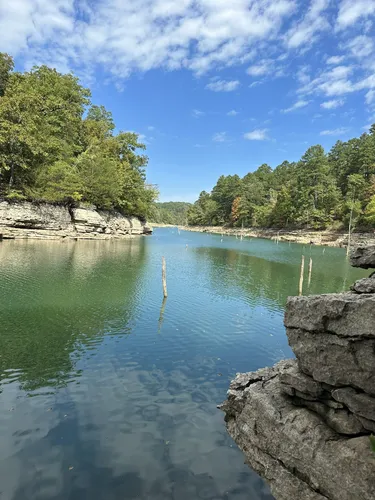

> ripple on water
[0,231,365,499]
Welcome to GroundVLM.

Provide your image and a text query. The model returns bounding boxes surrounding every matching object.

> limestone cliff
[220,246,375,500]
[0,201,152,240]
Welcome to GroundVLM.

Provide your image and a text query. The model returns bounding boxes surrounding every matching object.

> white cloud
[147,125,155,131]
[192,109,205,118]
[206,80,240,92]
[285,0,330,49]
[320,127,350,136]
[281,99,310,113]
[320,99,345,109]
[0,0,296,79]
[366,90,375,104]
[249,80,264,88]
[298,65,356,97]
[227,110,239,116]
[296,65,311,84]
[212,132,228,142]
[326,55,345,65]
[344,35,374,58]
[336,0,375,30]
[247,60,273,76]
[244,129,269,140]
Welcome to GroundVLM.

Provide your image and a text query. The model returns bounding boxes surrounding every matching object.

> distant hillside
[150,202,192,225]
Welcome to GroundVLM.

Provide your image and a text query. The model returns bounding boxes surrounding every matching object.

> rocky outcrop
[221,245,375,500]
[0,201,152,240]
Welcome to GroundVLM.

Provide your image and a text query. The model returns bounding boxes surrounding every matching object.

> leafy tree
[150,202,192,225]
[0,55,156,220]
[0,52,14,97]
[364,195,375,226]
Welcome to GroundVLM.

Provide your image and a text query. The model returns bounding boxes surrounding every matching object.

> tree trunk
[8,163,14,188]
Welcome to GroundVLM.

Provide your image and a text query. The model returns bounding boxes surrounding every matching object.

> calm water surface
[0,228,366,500]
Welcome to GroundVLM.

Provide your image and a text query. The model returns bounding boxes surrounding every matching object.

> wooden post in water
[308,257,313,287]
[158,297,167,333]
[299,255,305,296]
[162,256,168,298]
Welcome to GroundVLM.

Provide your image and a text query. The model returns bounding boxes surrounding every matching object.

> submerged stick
[299,255,305,296]
[308,257,312,287]
[158,297,167,333]
[162,256,168,298]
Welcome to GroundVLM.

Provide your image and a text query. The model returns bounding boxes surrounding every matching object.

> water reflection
[1,230,364,500]
[0,239,147,392]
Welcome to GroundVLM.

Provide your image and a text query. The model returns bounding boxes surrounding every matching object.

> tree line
[0,53,157,219]
[187,130,375,230]
[150,202,191,225]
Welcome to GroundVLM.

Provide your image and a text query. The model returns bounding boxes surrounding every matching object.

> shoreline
[0,201,152,241]
[152,223,375,247]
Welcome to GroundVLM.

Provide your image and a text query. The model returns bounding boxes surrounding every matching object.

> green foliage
[150,202,192,225]
[370,435,375,454]
[188,128,375,230]
[0,54,156,218]
[0,53,14,97]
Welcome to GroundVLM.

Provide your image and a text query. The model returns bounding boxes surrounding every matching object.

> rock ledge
[221,246,375,500]
[0,201,152,240]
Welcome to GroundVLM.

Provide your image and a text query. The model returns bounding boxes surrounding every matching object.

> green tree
[0,52,14,97]
[0,65,91,190]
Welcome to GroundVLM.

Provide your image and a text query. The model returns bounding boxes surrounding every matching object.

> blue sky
[1,0,375,202]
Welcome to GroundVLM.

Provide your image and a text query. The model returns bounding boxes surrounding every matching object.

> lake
[0,228,366,500]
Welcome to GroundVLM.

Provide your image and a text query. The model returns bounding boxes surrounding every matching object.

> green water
[0,229,366,500]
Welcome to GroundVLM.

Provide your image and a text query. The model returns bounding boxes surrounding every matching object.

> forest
[188,129,375,230]
[150,202,191,225]
[0,53,157,219]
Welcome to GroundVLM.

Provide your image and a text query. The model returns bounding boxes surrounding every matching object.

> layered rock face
[221,246,375,500]
[0,201,152,239]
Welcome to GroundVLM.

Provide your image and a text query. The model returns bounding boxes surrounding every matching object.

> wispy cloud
[336,0,375,30]
[285,0,330,49]
[326,55,345,65]
[247,60,273,77]
[147,125,155,131]
[320,99,345,109]
[227,110,239,116]
[192,109,205,118]
[320,127,350,136]
[244,129,269,141]
[212,132,228,142]
[281,100,310,113]
[206,80,240,92]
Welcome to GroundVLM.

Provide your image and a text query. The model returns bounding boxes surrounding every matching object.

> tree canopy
[188,128,375,230]
[150,202,192,225]
[0,53,157,219]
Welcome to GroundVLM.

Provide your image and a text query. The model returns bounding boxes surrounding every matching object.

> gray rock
[279,361,324,397]
[292,398,365,435]
[320,399,344,410]
[221,362,375,500]
[350,277,375,293]
[280,384,295,396]
[0,201,152,239]
[287,328,375,396]
[0,201,71,230]
[285,293,375,338]
[356,416,375,433]
[350,245,375,269]
[332,387,375,421]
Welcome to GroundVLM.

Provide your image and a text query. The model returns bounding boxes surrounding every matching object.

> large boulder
[221,361,375,500]
[287,328,375,396]
[72,207,107,233]
[350,245,375,269]
[284,293,375,338]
